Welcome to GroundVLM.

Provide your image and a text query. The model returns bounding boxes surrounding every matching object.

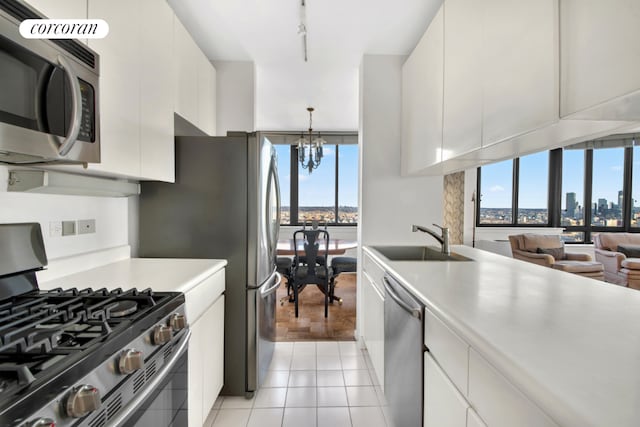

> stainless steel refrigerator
[138,132,281,396]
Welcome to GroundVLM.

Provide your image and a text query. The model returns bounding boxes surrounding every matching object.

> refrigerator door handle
[266,154,281,262]
[261,271,282,298]
[248,268,279,291]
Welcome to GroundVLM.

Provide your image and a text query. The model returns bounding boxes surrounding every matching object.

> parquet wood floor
[275,273,356,341]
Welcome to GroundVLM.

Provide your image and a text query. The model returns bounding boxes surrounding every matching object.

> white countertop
[40,258,227,295]
[364,244,640,427]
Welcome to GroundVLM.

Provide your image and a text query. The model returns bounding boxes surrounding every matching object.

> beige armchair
[593,233,640,289]
[508,234,604,280]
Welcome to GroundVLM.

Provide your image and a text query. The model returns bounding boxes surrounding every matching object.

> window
[632,145,640,227]
[477,133,640,243]
[517,151,549,224]
[298,146,337,223]
[478,159,513,224]
[591,147,625,227]
[478,152,549,225]
[338,145,359,224]
[561,148,585,242]
[275,144,291,225]
[272,134,358,226]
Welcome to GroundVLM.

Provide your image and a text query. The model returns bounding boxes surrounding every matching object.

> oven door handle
[105,329,191,427]
[56,55,83,157]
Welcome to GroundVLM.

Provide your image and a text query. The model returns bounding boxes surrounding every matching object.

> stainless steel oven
[112,336,190,427]
[0,0,100,164]
[0,223,190,427]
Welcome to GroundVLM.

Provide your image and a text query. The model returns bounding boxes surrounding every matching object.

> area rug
[275,273,356,341]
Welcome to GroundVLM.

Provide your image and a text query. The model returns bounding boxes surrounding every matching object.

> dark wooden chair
[291,228,331,317]
[329,256,357,304]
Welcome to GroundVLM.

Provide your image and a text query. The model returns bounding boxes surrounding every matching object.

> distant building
[566,192,577,218]
[598,198,608,214]
[618,190,624,211]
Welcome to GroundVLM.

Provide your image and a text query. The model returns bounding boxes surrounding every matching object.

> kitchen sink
[371,245,473,262]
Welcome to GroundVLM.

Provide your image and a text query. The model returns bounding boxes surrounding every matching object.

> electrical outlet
[62,221,76,236]
[77,219,96,234]
[49,221,62,237]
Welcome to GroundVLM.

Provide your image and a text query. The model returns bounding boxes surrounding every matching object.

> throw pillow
[536,246,566,260]
[617,244,640,258]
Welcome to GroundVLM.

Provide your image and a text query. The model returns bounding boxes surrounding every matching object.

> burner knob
[118,348,144,374]
[169,313,187,331]
[152,324,173,345]
[65,384,101,418]
[26,418,56,427]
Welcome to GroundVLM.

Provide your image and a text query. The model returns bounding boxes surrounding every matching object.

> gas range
[0,224,189,427]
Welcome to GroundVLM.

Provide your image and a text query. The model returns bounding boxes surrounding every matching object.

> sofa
[593,233,640,289]
[508,234,604,280]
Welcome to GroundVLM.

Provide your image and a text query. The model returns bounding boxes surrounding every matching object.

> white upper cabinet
[174,17,199,126]
[401,6,444,174]
[26,0,86,19]
[87,0,141,178]
[197,51,217,136]
[481,0,558,146]
[442,0,482,160]
[139,0,175,182]
[561,0,640,119]
[174,17,217,136]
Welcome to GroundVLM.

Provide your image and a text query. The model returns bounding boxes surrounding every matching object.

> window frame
[476,140,640,243]
[280,143,358,227]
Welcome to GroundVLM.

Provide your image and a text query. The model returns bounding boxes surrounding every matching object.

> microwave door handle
[56,55,82,157]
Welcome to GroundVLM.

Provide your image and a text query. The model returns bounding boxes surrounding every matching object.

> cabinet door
[197,52,216,136]
[362,271,384,387]
[174,17,199,125]
[560,0,640,118]
[201,295,225,420]
[442,0,482,160]
[26,0,86,19]
[467,408,488,427]
[401,6,444,174]
[87,0,141,177]
[468,348,559,427]
[482,0,558,146]
[188,314,205,427]
[424,352,468,427]
[139,0,175,182]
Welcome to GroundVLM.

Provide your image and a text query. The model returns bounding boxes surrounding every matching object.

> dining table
[276,238,358,256]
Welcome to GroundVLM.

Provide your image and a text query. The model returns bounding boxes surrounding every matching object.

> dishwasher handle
[383,276,422,320]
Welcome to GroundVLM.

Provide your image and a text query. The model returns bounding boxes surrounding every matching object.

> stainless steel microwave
[0,0,100,164]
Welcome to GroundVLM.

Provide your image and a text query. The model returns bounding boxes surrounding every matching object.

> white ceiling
[168,0,442,131]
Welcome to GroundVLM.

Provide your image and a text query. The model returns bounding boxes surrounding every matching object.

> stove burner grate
[108,300,138,318]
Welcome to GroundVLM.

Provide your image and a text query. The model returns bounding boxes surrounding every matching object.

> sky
[275,144,358,207]
[480,147,634,209]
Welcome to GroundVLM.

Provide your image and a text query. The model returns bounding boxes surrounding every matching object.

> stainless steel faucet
[412,224,450,255]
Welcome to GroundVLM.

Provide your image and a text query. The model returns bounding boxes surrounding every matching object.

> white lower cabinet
[186,268,225,427]
[468,348,559,427]
[424,352,468,427]
[467,408,488,427]
[362,270,384,387]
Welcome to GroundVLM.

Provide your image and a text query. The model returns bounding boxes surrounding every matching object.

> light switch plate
[49,221,62,237]
[77,219,96,234]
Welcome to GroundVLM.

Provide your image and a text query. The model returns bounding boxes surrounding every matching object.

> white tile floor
[205,341,393,427]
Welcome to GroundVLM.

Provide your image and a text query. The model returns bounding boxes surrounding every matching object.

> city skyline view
[479,146,640,230]
[275,144,358,224]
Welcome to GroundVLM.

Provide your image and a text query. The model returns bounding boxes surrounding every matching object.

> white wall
[0,165,130,267]
[359,55,444,247]
[213,61,255,135]
[357,54,444,338]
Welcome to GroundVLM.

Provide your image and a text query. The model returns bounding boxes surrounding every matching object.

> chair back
[293,228,330,278]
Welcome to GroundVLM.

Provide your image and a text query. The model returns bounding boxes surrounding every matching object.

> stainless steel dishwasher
[384,273,425,427]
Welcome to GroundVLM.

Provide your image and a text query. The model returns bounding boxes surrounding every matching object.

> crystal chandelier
[296,107,326,173]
